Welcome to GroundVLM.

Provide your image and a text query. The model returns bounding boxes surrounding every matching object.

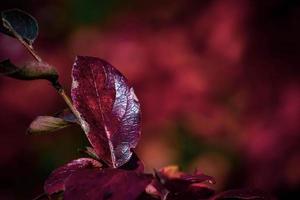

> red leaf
[149,166,215,200]
[158,166,215,192]
[71,56,141,168]
[63,169,152,200]
[44,158,101,195]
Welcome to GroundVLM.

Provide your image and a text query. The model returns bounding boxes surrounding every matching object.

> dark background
[0,0,299,199]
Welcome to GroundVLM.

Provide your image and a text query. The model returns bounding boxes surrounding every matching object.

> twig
[52,81,82,121]
[8,20,81,122]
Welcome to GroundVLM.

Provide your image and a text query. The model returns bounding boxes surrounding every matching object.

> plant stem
[19,41,42,62]
[58,87,81,120]
[52,81,81,121]
[10,23,81,121]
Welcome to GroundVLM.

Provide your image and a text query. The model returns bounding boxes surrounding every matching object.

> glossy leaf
[1,9,38,45]
[27,116,73,135]
[0,59,58,83]
[63,169,152,200]
[71,56,141,168]
[212,189,270,200]
[44,158,101,195]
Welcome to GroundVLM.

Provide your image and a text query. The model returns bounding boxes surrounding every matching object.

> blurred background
[0,0,299,199]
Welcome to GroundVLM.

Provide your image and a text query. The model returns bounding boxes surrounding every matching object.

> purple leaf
[71,56,141,168]
[149,166,215,200]
[63,169,152,200]
[44,158,101,195]
[212,189,271,200]
[158,166,215,192]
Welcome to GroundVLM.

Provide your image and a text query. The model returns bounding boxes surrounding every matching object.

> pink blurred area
[0,0,299,199]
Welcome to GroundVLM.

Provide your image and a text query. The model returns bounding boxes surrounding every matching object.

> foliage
[0,9,271,200]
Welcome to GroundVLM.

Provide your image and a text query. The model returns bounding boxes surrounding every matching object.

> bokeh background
[0,0,299,199]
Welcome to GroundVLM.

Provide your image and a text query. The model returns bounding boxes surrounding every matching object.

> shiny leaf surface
[71,56,141,168]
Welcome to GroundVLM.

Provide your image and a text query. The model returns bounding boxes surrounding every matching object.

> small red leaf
[71,56,141,168]
[63,169,152,200]
[44,158,101,195]
[158,166,215,192]
[150,166,215,199]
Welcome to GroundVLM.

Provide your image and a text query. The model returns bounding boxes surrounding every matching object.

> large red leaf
[44,158,101,195]
[71,56,141,168]
[63,169,152,200]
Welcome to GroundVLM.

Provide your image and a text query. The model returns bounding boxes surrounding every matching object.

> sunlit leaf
[44,158,101,195]
[0,59,58,83]
[63,169,152,200]
[71,56,141,168]
[27,116,72,135]
[1,9,38,45]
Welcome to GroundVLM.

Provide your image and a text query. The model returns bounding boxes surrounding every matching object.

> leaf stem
[19,41,42,62]
[9,19,81,122]
[52,81,81,121]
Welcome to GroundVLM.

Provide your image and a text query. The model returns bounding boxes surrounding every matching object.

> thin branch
[18,39,42,62]
[6,20,81,123]
[52,81,81,122]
